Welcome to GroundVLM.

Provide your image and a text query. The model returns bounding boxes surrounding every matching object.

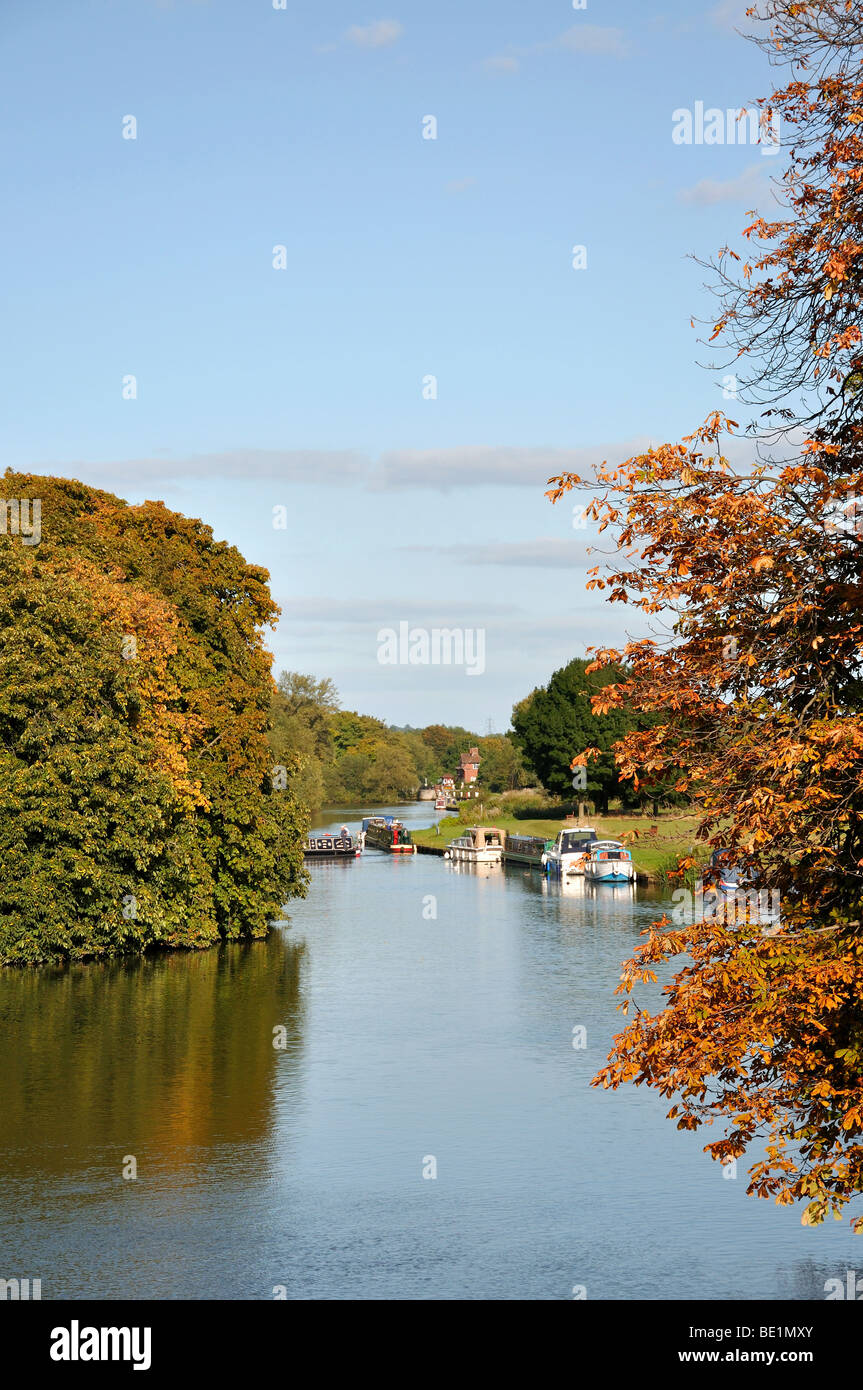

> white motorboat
[583,840,636,884]
[541,827,599,876]
[444,826,505,864]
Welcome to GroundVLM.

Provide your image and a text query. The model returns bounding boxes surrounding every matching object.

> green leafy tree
[399,729,443,786]
[269,671,340,811]
[419,724,453,762]
[0,471,308,964]
[511,658,636,812]
[325,731,419,803]
[420,723,478,779]
[330,710,388,754]
[476,735,527,793]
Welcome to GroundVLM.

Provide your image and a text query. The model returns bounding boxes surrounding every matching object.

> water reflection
[444,860,503,879]
[539,874,636,903]
[0,935,305,1181]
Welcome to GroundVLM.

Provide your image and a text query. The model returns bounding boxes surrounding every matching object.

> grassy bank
[412,809,705,880]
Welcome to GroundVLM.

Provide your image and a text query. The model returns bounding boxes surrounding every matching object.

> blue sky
[1,0,779,728]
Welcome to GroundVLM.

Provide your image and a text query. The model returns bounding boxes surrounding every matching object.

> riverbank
[411,810,704,882]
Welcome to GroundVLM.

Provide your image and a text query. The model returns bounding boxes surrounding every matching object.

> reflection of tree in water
[0,933,306,1177]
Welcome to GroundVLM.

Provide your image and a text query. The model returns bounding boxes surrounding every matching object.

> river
[0,802,859,1300]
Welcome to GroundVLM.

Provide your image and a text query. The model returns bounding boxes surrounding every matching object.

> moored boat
[707,849,779,927]
[434,796,446,810]
[304,832,359,860]
[541,827,598,876]
[503,832,548,867]
[583,840,636,884]
[361,815,416,854]
[709,848,740,893]
[444,826,505,864]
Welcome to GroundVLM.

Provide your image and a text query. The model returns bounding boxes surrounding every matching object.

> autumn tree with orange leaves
[547,0,863,1229]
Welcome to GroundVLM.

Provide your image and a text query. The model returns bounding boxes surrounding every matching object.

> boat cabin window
[560,832,594,852]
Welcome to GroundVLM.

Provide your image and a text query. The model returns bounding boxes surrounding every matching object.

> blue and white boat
[708,849,780,927]
[709,848,740,893]
[584,840,636,884]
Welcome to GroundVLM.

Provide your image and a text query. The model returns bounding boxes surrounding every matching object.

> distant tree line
[270,657,684,816]
[268,672,531,808]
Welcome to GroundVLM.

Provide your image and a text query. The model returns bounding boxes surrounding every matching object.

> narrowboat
[503,832,549,867]
[583,840,636,884]
[361,815,416,854]
[541,827,599,877]
[444,826,505,864]
[304,831,359,860]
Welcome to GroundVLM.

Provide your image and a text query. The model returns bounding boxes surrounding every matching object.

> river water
[0,802,859,1300]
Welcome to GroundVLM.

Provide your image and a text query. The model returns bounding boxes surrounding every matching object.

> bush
[511,800,593,820]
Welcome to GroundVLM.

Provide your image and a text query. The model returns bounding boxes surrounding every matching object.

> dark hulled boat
[361,816,416,854]
[503,833,549,867]
[304,832,359,860]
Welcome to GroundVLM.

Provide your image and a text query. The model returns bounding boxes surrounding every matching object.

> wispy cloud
[482,55,519,75]
[343,19,403,49]
[42,449,368,489]
[273,608,623,680]
[679,162,773,207]
[374,440,651,491]
[445,176,477,195]
[484,23,631,73]
[553,24,630,58]
[402,539,593,568]
[280,596,519,624]
[27,438,656,493]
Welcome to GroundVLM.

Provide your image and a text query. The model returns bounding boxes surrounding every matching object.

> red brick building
[458,747,480,786]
